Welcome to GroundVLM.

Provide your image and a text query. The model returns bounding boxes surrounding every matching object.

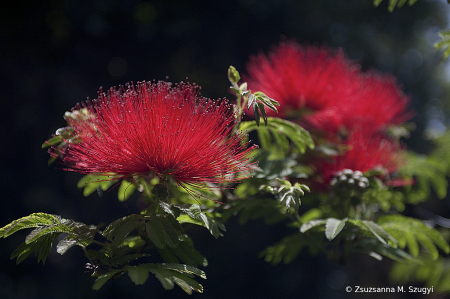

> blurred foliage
[374,0,419,12]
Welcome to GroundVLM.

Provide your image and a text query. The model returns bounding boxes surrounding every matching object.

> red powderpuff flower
[244,41,361,118]
[318,129,403,186]
[305,71,413,136]
[49,81,257,189]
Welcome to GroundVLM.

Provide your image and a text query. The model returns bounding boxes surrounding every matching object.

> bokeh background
[2,0,450,298]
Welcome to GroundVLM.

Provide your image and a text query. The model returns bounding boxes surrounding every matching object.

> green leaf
[172,272,204,294]
[122,236,146,249]
[168,235,208,268]
[353,238,422,264]
[325,218,348,241]
[112,253,151,266]
[113,220,141,246]
[435,29,450,60]
[378,215,450,260]
[149,268,174,290]
[373,0,418,12]
[362,220,397,247]
[390,256,450,292]
[300,209,323,224]
[277,183,308,212]
[126,264,150,285]
[56,237,77,255]
[158,201,181,219]
[158,263,206,279]
[10,240,40,264]
[102,214,144,241]
[300,219,326,233]
[399,152,448,200]
[77,175,120,197]
[239,117,314,156]
[0,213,60,238]
[159,217,180,247]
[92,269,123,290]
[68,223,97,248]
[41,135,63,148]
[254,91,279,112]
[145,219,166,249]
[253,101,261,127]
[118,180,137,201]
[252,151,299,179]
[176,204,224,238]
[261,233,309,265]
[25,224,73,244]
[11,232,62,264]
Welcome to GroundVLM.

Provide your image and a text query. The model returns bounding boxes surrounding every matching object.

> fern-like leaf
[347,219,398,247]
[172,272,204,294]
[399,152,448,201]
[239,117,314,157]
[353,238,422,263]
[378,215,450,260]
[0,213,61,238]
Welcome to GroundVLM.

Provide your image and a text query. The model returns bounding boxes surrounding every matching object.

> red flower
[318,129,403,185]
[50,81,257,188]
[305,71,412,135]
[244,41,361,118]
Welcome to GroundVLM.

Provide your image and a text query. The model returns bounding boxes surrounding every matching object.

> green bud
[228,65,240,85]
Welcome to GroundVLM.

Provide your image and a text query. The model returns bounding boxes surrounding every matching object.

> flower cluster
[245,42,361,118]
[49,81,257,189]
[245,41,412,187]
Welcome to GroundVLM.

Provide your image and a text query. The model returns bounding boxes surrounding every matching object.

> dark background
[1,0,450,298]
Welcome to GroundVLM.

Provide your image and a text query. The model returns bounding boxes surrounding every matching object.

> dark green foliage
[121,263,206,294]
[373,0,419,12]
[261,233,314,265]
[390,255,450,292]
[219,198,289,225]
[0,210,208,293]
[176,204,225,238]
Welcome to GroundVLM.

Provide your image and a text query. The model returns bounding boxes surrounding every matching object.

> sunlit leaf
[126,264,150,285]
[325,218,348,241]
[118,180,137,201]
[172,272,204,294]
